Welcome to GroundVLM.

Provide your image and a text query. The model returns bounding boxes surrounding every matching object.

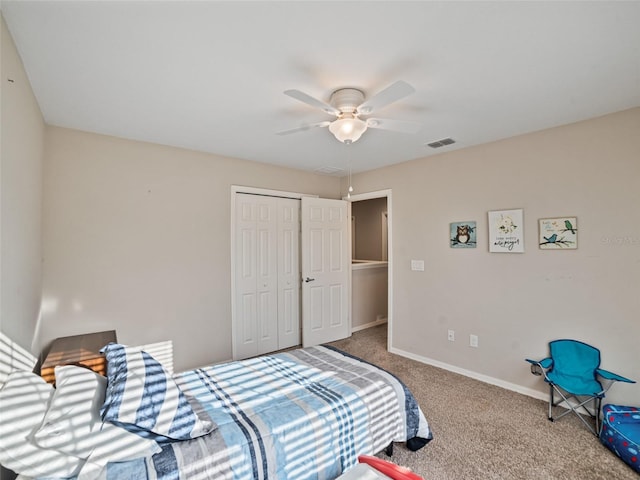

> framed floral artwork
[450,221,477,248]
[538,217,577,249]
[488,209,524,253]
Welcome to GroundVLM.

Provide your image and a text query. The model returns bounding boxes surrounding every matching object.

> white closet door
[301,197,350,347]
[235,194,278,359]
[277,198,300,349]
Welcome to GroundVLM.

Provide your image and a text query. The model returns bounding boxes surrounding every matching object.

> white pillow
[0,370,84,477]
[33,365,161,479]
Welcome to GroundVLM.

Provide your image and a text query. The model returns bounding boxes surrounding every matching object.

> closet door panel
[277,198,300,350]
[255,197,278,354]
[235,196,258,359]
[234,194,301,359]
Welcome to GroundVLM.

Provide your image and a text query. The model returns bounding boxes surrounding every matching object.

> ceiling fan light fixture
[328,116,367,143]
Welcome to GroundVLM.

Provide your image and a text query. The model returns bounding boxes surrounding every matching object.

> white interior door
[235,194,279,359]
[301,197,350,347]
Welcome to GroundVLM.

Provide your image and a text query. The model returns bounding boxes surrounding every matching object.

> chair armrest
[526,357,552,376]
[526,357,552,369]
[596,368,635,384]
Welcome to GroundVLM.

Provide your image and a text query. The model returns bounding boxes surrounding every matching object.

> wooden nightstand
[40,330,117,384]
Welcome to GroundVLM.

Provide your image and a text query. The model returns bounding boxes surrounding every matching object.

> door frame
[346,189,393,351]
[230,186,316,359]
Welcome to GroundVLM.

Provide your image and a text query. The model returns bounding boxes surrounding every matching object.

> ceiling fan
[278,81,421,144]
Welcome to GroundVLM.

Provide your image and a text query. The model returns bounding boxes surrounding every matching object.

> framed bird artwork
[538,217,578,249]
[450,221,477,248]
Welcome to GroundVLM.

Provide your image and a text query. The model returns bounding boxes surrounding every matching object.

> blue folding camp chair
[526,339,635,436]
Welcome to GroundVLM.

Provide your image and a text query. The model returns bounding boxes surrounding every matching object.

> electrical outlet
[470,334,479,348]
[448,330,455,342]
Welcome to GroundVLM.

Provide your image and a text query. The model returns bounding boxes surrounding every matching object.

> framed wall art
[488,209,524,253]
[450,221,477,248]
[538,217,578,249]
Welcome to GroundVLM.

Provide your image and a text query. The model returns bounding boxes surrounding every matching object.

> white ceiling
[2,1,639,175]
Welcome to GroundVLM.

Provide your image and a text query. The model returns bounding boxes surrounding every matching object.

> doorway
[349,189,392,351]
[352,197,388,262]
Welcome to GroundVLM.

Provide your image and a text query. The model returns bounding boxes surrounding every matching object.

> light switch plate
[411,260,425,271]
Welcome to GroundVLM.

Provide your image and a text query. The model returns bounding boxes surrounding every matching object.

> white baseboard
[389,346,549,403]
[352,316,388,333]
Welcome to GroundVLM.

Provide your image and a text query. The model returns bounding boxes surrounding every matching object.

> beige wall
[40,127,341,372]
[3,13,638,406]
[0,16,45,352]
[352,197,387,261]
[352,264,388,329]
[346,108,640,406]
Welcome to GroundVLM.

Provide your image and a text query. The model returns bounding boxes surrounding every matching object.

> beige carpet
[328,325,637,480]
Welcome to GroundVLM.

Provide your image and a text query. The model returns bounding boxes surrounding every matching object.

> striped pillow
[100,343,213,442]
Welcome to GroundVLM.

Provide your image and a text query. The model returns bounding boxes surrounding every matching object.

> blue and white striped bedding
[103,345,432,480]
[100,343,214,442]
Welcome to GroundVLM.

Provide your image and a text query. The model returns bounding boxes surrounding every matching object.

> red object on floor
[358,455,425,480]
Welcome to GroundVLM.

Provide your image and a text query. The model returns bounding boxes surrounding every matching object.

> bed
[0,339,432,480]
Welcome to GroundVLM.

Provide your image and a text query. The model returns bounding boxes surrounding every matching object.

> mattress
[100,345,432,479]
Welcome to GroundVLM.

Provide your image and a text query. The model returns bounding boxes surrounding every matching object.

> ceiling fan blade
[276,121,331,136]
[283,89,340,116]
[366,117,422,134]
[357,81,415,115]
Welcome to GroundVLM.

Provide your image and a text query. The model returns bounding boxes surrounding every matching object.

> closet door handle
[304,277,315,283]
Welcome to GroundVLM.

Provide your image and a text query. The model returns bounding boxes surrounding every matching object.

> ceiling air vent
[426,137,456,149]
